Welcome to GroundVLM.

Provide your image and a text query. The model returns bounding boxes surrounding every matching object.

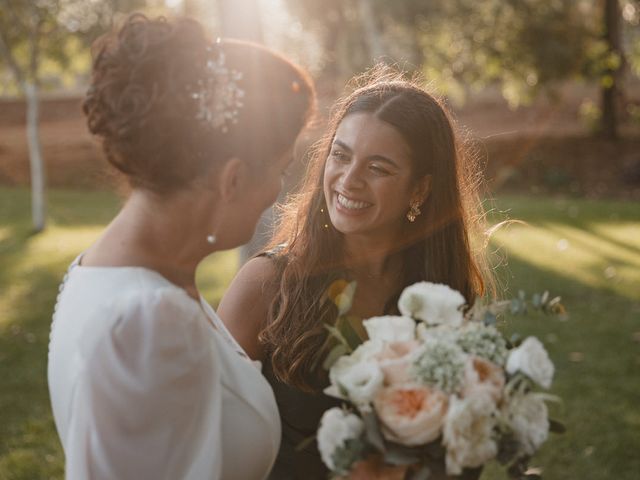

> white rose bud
[363,315,416,343]
[317,408,365,471]
[398,282,466,327]
[506,337,554,389]
[326,356,384,406]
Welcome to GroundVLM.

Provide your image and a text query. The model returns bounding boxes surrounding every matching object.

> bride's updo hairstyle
[83,14,314,194]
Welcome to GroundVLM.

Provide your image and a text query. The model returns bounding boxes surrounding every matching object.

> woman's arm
[218,256,279,361]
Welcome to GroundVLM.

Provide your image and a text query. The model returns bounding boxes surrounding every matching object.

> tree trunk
[600,0,623,140]
[25,82,46,232]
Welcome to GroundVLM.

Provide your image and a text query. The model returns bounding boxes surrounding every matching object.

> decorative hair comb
[188,42,245,133]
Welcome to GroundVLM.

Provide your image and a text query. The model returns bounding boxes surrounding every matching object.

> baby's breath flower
[411,339,467,394]
[457,323,508,366]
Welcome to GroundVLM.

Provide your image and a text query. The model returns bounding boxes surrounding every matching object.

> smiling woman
[218,68,491,480]
[324,113,430,239]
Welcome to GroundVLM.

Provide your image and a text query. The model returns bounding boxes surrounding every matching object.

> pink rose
[462,356,505,403]
[373,383,448,446]
[375,340,420,385]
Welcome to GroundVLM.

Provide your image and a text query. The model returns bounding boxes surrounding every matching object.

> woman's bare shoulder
[217,256,281,360]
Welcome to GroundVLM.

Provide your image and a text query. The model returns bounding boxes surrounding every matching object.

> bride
[47,14,314,480]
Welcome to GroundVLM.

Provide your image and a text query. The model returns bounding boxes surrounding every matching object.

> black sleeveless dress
[263,359,341,479]
[259,250,481,480]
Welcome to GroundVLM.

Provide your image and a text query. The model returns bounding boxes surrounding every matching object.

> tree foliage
[0,0,145,94]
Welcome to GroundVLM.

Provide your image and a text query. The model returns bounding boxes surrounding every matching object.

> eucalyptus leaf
[510,299,522,315]
[383,443,422,466]
[332,437,367,475]
[532,293,541,308]
[483,311,497,326]
[362,411,386,452]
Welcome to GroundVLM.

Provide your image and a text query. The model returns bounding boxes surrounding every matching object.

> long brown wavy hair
[260,69,494,392]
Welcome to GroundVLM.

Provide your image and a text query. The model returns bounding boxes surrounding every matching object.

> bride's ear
[215,157,248,203]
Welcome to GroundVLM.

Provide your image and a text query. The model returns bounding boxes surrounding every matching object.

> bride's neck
[84,190,215,295]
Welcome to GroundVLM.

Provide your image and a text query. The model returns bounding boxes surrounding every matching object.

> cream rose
[462,356,506,402]
[398,282,466,327]
[374,340,421,385]
[363,315,416,343]
[373,383,448,446]
[506,337,554,389]
[443,393,498,475]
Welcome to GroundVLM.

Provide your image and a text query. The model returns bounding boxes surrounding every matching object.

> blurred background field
[1,0,640,479]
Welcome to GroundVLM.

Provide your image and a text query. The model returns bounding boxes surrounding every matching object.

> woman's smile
[335,191,373,213]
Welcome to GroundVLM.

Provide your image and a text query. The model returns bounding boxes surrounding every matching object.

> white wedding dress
[48,259,280,480]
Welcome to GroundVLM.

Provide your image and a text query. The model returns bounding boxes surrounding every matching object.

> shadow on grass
[486,252,640,479]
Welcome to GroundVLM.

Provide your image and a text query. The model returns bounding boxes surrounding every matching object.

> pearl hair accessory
[206,234,217,245]
[187,42,245,134]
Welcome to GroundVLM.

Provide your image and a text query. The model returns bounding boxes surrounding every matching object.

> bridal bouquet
[317,281,565,479]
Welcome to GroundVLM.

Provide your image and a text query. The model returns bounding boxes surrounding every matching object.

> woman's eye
[370,164,390,175]
[330,150,348,161]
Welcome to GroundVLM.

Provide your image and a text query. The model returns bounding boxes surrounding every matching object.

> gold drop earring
[407,201,422,222]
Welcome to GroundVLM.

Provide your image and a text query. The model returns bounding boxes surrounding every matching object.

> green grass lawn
[0,187,638,479]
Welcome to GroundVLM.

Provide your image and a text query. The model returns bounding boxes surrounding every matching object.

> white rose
[506,337,554,389]
[503,393,549,456]
[398,282,466,327]
[326,356,384,406]
[363,315,416,343]
[443,393,498,475]
[351,339,385,362]
[317,408,365,471]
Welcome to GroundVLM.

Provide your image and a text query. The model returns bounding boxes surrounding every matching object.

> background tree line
[1,0,639,231]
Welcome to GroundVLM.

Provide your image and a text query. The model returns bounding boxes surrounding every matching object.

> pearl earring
[206,234,217,244]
